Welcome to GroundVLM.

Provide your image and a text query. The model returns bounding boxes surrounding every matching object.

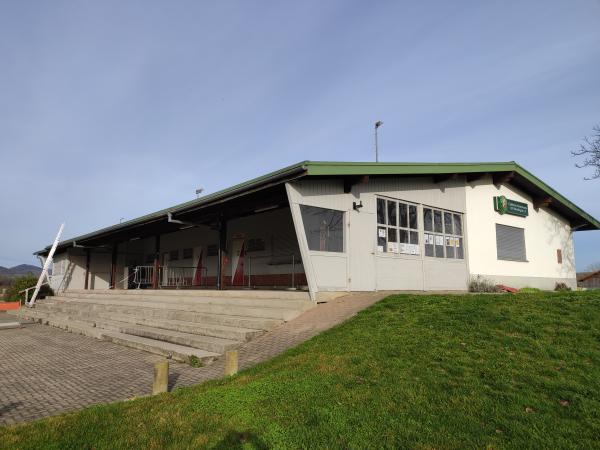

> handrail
[19,282,49,306]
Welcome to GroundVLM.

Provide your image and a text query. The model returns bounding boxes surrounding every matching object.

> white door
[348,209,376,291]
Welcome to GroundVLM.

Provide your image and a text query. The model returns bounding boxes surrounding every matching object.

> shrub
[519,287,541,293]
[469,276,500,293]
[555,282,572,292]
[4,275,54,302]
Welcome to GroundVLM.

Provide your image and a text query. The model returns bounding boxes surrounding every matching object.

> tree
[572,124,600,179]
[586,262,600,273]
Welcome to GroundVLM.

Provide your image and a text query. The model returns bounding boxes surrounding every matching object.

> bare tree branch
[572,124,600,179]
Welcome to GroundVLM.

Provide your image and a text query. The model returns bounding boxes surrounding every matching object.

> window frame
[422,205,464,260]
[495,223,527,262]
[300,204,346,254]
[376,196,420,256]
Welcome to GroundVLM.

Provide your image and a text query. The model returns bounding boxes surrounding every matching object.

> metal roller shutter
[496,224,527,262]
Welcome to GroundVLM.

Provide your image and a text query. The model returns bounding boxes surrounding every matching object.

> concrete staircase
[15,289,314,363]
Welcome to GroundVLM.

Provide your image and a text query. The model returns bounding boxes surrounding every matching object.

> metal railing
[132,265,208,289]
[245,253,303,289]
[19,282,50,306]
[132,266,155,288]
[159,266,208,288]
[131,255,304,290]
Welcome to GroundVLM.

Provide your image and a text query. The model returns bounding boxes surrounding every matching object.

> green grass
[2,291,600,449]
[518,287,542,293]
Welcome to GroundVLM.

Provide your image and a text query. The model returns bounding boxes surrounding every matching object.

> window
[423,207,464,259]
[182,248,193,259]
[496,224,526,262]
[557,249,562,264]
[300,205,344,252]
[377,197,419,255]
[207,245,218,256]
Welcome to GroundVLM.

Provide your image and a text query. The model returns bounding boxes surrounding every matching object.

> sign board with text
[493,196,528,217]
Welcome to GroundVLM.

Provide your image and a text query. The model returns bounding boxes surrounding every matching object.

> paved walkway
[0,292,385,426]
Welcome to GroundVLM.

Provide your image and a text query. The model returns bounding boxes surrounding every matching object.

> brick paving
[0,292,385,426]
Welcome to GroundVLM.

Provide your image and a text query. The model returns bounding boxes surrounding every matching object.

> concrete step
[88,312,263,341]
[65,288,310,301]
[20,309,258,349]
[20,311,219,363]
[54,292,313,310]
[34,301,284,330]
[39,297,303,321]
[104,332,219,364]
[91,319,239,353]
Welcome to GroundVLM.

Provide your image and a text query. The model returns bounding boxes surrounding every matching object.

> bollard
[153,360,169,394]
[224,350,238,376]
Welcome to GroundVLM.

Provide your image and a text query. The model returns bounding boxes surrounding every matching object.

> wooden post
[110,245,117,289]
[84,249,91,290]
[224,350,238,376]
[152,235,161,289]
[152,360,169,394]
[217,219,227,290]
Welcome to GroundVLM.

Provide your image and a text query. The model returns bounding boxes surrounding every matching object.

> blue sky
[0,0,599,270]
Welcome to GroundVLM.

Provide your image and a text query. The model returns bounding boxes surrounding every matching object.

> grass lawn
[2,291,600,449]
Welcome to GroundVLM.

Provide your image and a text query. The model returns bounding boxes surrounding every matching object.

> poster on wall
[378,228,387,238]
[388,242,399,253]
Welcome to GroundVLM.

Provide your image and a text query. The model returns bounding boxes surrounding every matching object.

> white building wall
[50,250,87,292]
[287,176,470,293]
[465,176,576,289]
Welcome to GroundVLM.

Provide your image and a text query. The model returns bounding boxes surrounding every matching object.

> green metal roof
[303,161,600,229]
[35,160,599,255]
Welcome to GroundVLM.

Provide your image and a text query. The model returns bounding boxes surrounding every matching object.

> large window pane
[399,203,408,228]
[410,231,419,245]
[445,236,455,258]
[387,201,397,226]
[387,228,398,253]
[409,205,418,229]
[454,214,463,236]
[377,226,387,252]
[424,208,433,232]
[399,229,408,244]
[456,237,464,259]
[300,205,344,252]
[388,228,397,243]
[377,198,386,224]
[435,239,444,257]
[434,210,443,233]
[444,212,453,235]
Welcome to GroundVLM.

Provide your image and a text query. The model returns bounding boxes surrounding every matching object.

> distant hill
[0,264,42,277]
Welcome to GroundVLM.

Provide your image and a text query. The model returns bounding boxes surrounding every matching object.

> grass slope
[2,292,600,449]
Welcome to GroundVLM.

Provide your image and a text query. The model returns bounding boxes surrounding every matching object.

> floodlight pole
[374,121,383,162]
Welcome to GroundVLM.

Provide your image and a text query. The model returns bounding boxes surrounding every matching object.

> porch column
[152,235,161,289]
[84,249,91,290]
[217,219,227,290]
[110,245,117,289]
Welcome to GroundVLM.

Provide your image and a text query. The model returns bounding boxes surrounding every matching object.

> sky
[0,0,599,271]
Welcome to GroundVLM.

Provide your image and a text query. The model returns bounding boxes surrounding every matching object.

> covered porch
[50,184,307,293]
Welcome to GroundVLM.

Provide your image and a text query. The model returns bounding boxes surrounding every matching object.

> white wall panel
[465,176,576,287]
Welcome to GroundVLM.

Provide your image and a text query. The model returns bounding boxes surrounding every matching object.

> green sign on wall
[493,196,528,217]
